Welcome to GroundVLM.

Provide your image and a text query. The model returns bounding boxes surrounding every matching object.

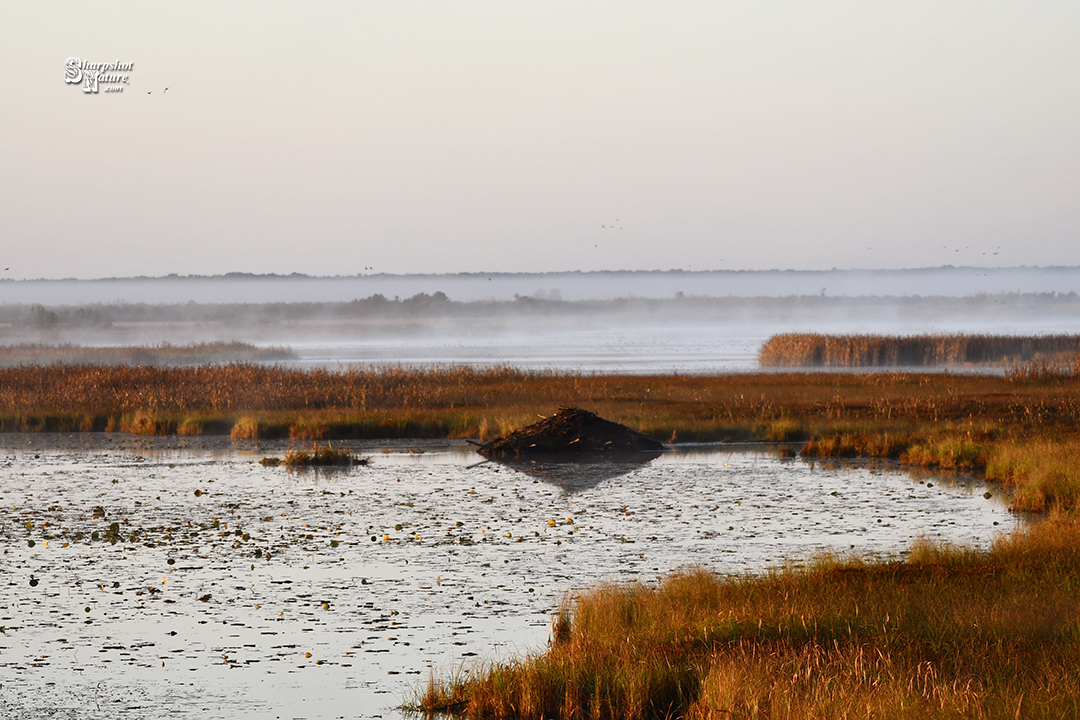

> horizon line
[3,264,1079,284]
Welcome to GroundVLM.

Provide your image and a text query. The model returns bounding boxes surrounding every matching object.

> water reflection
[484,453,662,493]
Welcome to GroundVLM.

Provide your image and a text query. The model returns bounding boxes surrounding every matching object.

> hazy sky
[2,2,1078,280]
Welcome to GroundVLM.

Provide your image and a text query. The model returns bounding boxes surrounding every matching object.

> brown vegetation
[760,332,1080,368]
[6,362,1079,438]
[3,363,1080,513]
[411,521,1080,719]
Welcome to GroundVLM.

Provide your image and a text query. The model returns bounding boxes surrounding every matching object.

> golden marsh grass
[2,363,1080,513]
[412,521,1080,719]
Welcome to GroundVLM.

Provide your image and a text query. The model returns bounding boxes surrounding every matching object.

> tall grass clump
[177,416,204,436]
[414,522,1080,719]
[121,411,165,435]
[230,415,262,440]
[901,434,989,469]
[986,439,1080,513]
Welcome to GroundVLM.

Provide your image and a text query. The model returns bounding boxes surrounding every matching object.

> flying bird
[163,87,169,93]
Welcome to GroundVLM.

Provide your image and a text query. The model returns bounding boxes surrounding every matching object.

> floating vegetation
[260,443,367,467]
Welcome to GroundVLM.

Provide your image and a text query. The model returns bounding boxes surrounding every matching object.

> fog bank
[3,291,1079,374]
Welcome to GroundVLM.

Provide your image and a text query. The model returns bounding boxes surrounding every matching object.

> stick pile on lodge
[475,407,665,459]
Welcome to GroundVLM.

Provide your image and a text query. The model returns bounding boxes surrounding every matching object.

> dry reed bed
[4,364,1080,433]
[760,333,1080,367]
[413,521,1080,719]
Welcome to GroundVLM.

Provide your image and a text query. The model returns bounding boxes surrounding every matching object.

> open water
[0,436,1014,718]
[285,316,1080,375]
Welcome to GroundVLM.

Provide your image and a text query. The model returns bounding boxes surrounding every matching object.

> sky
[1,1,1078,280]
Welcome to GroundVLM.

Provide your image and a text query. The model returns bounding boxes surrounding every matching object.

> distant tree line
[1,291,1078,329]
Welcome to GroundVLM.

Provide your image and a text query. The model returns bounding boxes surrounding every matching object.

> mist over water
[2,268,1079,373]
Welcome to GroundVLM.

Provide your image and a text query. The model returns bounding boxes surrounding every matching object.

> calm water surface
[0,436,1014,719]
[283,315,1080,374]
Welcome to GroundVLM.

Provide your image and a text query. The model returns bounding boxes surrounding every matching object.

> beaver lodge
[475,407,665,459]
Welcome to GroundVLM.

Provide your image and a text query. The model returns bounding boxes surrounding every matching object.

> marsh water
[283,314,1080,375]
[0,436,1014,719]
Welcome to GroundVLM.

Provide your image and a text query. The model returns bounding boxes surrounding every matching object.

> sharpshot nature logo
[65,58,134,94]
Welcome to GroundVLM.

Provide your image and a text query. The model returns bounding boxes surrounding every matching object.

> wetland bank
[3,363,1080,718]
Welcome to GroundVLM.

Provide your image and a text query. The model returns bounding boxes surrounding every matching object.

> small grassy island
[259,442,365,467]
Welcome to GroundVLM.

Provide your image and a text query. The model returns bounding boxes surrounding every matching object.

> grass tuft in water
[260,443,365,467]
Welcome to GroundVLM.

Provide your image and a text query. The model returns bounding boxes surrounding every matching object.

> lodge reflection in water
[483,451,663,493]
